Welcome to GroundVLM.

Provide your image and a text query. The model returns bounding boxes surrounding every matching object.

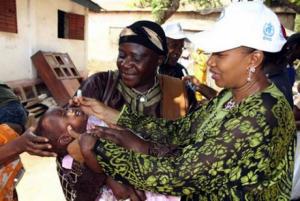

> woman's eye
[214,53,225,58]
[133,56,141,62]
[118,51,125,59]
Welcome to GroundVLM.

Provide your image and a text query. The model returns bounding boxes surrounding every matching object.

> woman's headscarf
[119,20,168,56]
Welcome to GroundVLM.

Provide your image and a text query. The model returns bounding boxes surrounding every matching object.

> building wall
[87,9,295,73]
[0,0,88,82]
[87,11,153,73]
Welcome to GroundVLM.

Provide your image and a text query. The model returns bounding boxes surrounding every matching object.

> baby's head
[35,107,88,156]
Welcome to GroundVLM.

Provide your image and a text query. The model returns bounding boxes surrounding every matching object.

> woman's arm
[0,128,55,164]
[93,98,295,197]
[117,105,207,146]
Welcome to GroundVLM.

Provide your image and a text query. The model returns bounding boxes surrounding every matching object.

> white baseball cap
[190,1,286,53]
[162,23,189,40]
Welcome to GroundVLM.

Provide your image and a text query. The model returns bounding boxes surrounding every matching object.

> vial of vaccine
[76,89,82,98]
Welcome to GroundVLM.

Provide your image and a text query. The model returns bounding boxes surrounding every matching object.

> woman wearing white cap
[78,2,295,200]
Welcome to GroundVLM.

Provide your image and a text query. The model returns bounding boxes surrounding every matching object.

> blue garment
[287,64,296,87]
[267,67,293,108]
[0,101,27,129]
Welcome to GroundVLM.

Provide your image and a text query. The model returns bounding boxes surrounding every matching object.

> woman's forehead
[215,46,254,54]
[119,42,157,56]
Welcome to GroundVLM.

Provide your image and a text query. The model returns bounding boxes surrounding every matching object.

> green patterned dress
[94,84,296,201]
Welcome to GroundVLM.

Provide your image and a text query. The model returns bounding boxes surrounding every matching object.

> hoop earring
[247,66,256,82]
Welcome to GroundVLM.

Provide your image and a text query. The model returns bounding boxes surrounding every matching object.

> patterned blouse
[94,84,296,201]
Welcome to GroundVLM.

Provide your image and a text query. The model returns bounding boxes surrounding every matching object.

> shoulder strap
[158,74,189,120]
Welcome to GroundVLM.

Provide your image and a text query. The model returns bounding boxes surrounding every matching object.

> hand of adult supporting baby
[87,124,150,154]
[19,127,56,157]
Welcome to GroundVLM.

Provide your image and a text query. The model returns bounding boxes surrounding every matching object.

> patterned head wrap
[119,20,168,56]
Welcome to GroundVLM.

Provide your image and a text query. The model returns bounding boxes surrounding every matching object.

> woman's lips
[210,70,221,80]
[121,72,136,80]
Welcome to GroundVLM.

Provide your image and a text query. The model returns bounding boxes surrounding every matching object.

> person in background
[0,81,55,201]
[0,82,27,134]
[159,23,189,79]
[77,2,295,200]
[159,23,217,101]
[0,125,55,201]
[263,30,300,108]
[285,33,300,87]
[288,33,300,201]
[292,82,300,201]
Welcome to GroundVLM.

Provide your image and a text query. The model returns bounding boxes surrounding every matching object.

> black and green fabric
[94,84,295,201]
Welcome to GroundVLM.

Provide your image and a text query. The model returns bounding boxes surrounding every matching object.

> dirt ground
[16,153,66,201]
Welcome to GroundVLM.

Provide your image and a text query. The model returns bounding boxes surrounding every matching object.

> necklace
[117,77,161,114]
[224,99,237,110]
[132,79,158,104]
[139,95,147,103]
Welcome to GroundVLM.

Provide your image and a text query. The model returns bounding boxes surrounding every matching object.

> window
[57,10,84,40]
[0,0,17,33]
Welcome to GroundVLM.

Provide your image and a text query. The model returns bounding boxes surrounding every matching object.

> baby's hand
[106,177,146,201]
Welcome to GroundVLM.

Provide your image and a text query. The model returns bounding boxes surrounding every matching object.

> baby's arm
[67,139,84,163]
[76,134,103,173]
[67,125,103,173]
[78,133,145,200]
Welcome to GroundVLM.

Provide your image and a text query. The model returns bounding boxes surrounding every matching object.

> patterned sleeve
[117,104,208,146]
[95,94,295,199]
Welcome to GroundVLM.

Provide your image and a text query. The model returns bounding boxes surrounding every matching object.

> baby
[35,107,106,201]
[36,107,180,201]
[35,107,143,201]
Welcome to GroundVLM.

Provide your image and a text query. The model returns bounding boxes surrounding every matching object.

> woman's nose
[173,47,182,55]
[121,58,131,69]
[206,55,215,67]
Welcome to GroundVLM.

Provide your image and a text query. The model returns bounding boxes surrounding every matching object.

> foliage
[186,0,222,9]
[295,14,300,31]
[131,0,152,8]
[131,0,222,24]
[131,0,300,24]
[151,0,175,24]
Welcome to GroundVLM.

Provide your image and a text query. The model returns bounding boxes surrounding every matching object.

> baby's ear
[58,134,73,146]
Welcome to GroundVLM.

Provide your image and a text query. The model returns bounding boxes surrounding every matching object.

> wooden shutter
[67,13,84,40]
[0,0,17,33]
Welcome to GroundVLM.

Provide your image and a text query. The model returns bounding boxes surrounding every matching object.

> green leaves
[131,0,300,25]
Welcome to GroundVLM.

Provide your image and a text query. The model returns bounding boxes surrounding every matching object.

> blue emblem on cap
[263,22,274,41]
[217,10,225,21]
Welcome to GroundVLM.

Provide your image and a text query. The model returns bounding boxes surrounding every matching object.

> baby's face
[38,107,88,156]
[56,107,88,133]
[44,107,88,141]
